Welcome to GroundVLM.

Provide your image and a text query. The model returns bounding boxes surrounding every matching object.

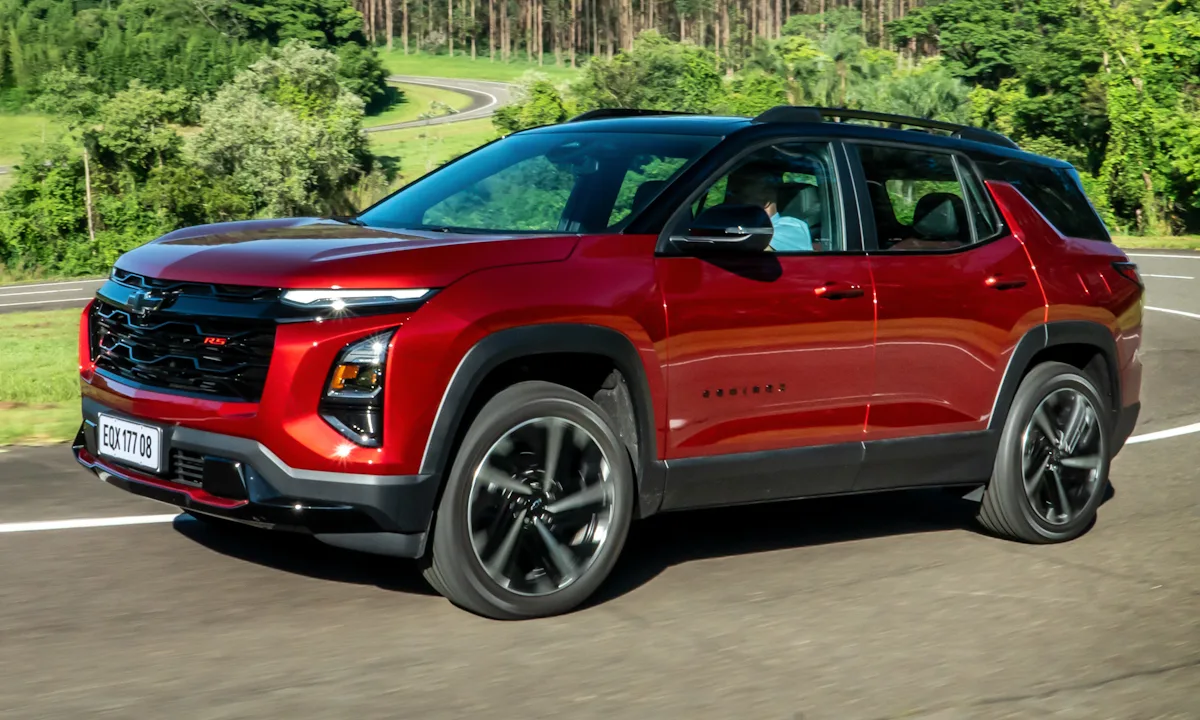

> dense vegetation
[0,0,1198,278]
[492,1,1200,235]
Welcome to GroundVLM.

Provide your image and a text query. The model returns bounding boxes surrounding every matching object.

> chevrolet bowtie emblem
[128,290,166,316]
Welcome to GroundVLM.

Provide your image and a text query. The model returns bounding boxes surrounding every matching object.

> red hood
[113,218,579,289]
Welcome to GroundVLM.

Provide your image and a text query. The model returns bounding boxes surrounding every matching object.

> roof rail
[567,109,693,122]
[752,106,1020,150]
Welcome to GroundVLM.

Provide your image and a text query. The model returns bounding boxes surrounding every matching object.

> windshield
[357,132,720,234]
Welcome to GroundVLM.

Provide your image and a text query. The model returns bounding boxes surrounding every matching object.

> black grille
[112,268,280,302]
[90,300,276,402]
[171,449,205,486]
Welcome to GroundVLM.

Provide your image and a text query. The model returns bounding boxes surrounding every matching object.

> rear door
[656,139,876,508]
[847,142,1047,490]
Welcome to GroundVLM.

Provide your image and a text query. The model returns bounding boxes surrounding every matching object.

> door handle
[814,281,866,300]
[986,274,1028,290]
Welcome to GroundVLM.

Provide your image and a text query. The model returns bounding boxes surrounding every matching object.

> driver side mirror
[672,204,774,253]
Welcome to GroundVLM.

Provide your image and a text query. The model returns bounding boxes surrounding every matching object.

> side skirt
[660,430,997,511]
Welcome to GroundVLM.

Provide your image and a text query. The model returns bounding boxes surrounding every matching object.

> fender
[988,320,1121,433]
[418,323,666,518]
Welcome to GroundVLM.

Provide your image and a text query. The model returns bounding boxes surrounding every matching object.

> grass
[1113,235,1200,251]
[369,117,499,186]
[0,113,67,167]
[0,309,82,445]
[380,50,580,83]
[363,82,475,128]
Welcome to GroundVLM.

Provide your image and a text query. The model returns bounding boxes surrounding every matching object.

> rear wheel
[423,381,634,619]
[978,362,1111,543]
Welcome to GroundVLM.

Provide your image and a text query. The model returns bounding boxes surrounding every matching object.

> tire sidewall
[997,365,1112,542]
[434,382,635,618]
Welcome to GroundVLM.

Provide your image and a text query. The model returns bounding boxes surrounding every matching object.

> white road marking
[1146,306,1200,320]
[0,514,179,534]
[0,288,91,297]
[1143,274,1194,280]
[1127,423,1200,445]
[1126,253,1200,260]
[0,279,103,290]
[0,296,94,308]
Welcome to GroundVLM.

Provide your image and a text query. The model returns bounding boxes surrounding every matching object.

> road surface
[369,76,514,132]
[0,252,1197,717]
[0,277,105,314]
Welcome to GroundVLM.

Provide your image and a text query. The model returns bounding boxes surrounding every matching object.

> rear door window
[855,144,992,251]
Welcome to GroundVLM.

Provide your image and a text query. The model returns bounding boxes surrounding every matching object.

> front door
[657,140,876,508]
[848,142,1047,490]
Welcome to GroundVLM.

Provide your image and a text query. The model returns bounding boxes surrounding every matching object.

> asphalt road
[370,75,513,132]
[0,277,105,314]
[0,253,1198,718]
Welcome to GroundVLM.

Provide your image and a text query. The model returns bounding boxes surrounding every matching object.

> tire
[977,362,1112,543]
[422,381,635,619]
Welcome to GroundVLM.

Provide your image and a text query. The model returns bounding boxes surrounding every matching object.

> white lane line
[0,514,179,534]
[0,296,94,308]
[1127,423,1200,445]
[0,279,103,290]
[1146,306,1200,320]
[1143,274,1194,280]
[1126,253,1200,260]
[0,288,90,298]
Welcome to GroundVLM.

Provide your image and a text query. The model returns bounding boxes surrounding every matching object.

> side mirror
[672,204,774,252]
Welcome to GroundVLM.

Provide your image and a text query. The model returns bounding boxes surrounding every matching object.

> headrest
[912,192,968,241]
[630,180,667,216]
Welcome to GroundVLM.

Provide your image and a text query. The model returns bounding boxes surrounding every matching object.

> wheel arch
[418,323,665,518]
[989,321,1121,433]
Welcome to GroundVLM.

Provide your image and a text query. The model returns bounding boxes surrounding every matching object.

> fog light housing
[320,330,395,447]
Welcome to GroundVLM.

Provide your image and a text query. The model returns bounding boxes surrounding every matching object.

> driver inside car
[726,163,814,252]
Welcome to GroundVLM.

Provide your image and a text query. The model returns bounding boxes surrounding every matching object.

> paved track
[370,76,513,132]
[0,253,1198,718]
[0,278,105,314]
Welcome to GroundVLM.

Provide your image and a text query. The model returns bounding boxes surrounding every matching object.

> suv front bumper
[74,397,438,558]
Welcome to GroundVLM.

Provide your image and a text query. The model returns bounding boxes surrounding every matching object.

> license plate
[97,414,163,473]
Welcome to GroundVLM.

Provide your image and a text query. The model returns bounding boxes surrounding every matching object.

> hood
[113,218,579,289]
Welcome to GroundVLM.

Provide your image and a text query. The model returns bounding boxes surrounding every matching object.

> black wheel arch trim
[988,320,1122,433]
[418,323,665,518]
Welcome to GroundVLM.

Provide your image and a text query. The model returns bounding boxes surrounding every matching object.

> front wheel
[977,362,1111,543]
[423,381,635,619]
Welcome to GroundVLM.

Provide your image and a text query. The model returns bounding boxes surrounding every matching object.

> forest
[0,0,1198,276]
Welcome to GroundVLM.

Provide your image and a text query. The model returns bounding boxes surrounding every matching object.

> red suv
[75,107,1143,619]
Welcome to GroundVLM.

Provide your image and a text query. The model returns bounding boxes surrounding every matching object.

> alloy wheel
[1021,388,1105,526]
[467,416,615,596]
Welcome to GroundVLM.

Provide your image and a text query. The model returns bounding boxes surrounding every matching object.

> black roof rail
[752,105,1020,150]
[567,108,693,122]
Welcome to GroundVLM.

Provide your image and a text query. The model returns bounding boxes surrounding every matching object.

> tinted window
[989,162,1110,241]
[358,132,719,234]
[681,142,844,253]
[857,144,989,251]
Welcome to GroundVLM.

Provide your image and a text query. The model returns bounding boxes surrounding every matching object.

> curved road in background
[0,76,512,175]
[368,75,514,132]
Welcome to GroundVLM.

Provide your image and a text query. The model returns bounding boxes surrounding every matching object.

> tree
[492,76,571,132]
[572,31,723,113]
[190,42,371,216]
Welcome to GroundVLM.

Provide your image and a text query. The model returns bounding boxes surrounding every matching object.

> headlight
[320,330,395,447]
[282,288,432,311]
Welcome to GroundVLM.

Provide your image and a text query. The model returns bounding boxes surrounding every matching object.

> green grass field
[363,82,475,128]
[380,50,579,83]
[0,309,81,445]
[1113,235,1200,250]
[369,117,499,186]
[0,113,67,167]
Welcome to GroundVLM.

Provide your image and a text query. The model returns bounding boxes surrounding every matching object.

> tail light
[1112,261,1143,288]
